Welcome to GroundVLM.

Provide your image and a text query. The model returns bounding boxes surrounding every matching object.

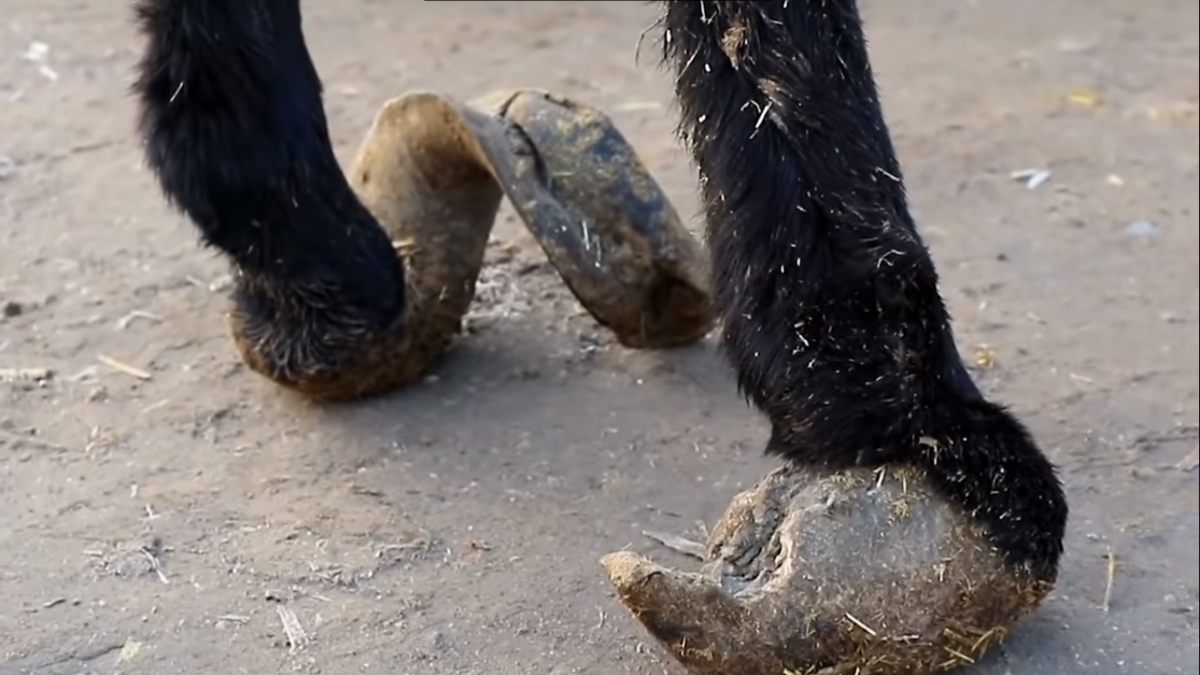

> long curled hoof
[602,465,1054,675]
[230,93,507,400]
[231,87,715,400]
[477,90,714,348]
[230,89,712,400]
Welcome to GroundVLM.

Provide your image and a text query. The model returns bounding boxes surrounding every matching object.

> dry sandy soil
[1,1,1197,673]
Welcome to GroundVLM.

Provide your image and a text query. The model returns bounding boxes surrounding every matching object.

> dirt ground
[0,1,1196,673]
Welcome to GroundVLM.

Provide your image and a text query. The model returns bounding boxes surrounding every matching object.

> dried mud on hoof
[602,465,1054,675]
[483,90,714,348]
[235,88,713,400]
[352,88,714,358]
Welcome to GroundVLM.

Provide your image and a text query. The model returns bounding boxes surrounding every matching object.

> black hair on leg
[657,0,1066,582]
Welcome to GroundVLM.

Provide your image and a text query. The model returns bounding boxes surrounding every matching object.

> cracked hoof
[603,465,1053,675]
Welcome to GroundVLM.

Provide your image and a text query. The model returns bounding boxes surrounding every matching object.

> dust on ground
[0,1,1197,673]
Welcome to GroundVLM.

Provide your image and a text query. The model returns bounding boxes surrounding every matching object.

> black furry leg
[132,0,424,397]
[656,0,1066,581]
[133,0,405,361]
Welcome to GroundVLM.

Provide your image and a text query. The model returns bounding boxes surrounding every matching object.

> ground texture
[0,1,1197,673]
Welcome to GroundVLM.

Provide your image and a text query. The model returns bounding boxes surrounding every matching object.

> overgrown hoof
[229,94,508,401]
[602,465,1054,675]
[476,90,715,348]
[352,88,716,367]
[229,88,713,400]
[345,93,509,395]
[380,88,714,350]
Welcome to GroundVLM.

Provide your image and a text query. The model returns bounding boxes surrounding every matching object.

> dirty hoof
[231,93,506,400]
[231,89,712,400]
[368,88,715,350]
[231,87,714,400]
[482,90,714,348]
[602,465,1054,675]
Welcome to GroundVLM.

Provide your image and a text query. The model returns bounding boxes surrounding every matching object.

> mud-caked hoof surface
[229,88,716,401]
[226,93,509,402]
[475,90,715,349]
[602,465,1054,675]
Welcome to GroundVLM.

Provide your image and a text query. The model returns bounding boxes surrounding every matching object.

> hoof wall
[603,465,1053,675]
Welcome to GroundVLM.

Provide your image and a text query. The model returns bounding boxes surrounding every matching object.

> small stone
[1124,220,1159,238]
